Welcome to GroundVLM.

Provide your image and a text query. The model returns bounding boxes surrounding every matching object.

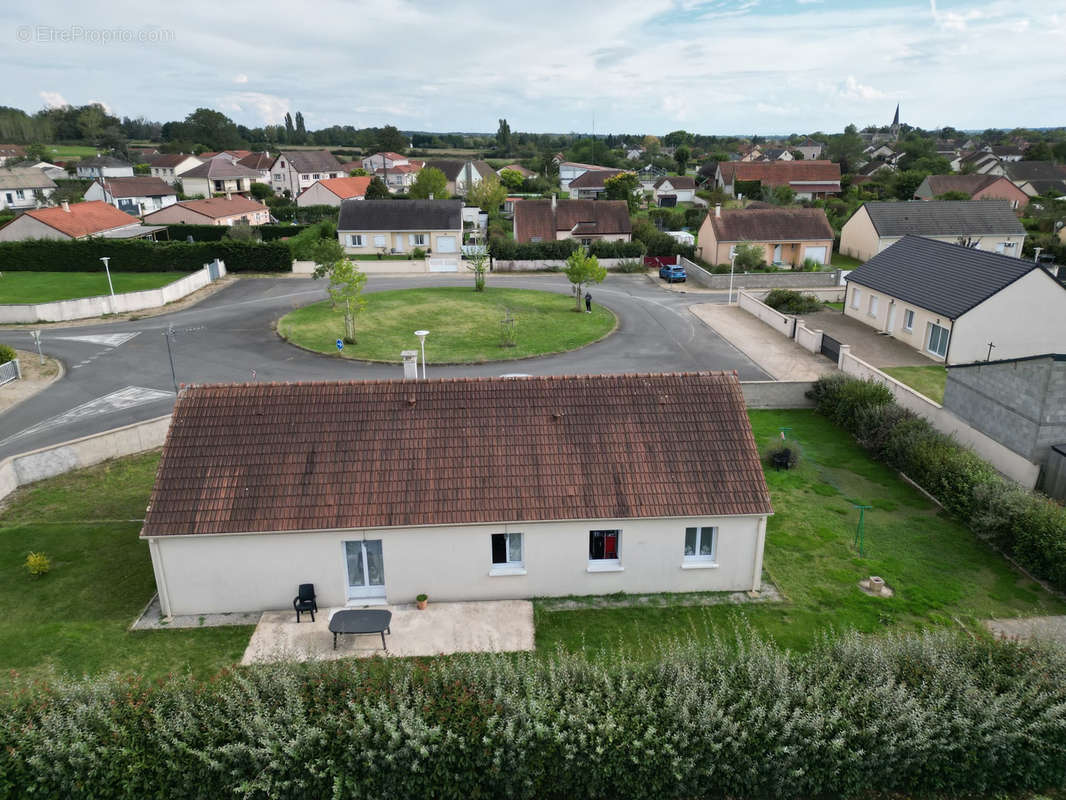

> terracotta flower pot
[416,598,428,610]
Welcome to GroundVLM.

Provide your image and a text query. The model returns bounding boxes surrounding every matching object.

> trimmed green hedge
[808,374,1066,590]
[489,239,645,260]
[2,632,1065,798]
[166,223,310,242]
[0,239,291,273]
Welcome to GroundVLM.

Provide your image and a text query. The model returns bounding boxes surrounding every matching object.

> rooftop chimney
[714,203,721,218]
[62,201,70,212]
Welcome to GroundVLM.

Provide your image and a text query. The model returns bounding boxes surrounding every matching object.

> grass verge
[0,272,187,304]
[883,365,948,403]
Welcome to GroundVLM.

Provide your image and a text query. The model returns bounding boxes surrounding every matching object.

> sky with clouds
[3,0,1064,135]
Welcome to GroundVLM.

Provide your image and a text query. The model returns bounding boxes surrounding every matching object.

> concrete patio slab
[797,310,938,368]
[240,600,535,664]
[985,616,1066,647]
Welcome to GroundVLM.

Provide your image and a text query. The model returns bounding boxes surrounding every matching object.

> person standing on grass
[584,292,592,313]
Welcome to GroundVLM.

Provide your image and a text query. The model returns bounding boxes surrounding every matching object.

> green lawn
[45,145,99,159]
[883,365,948,403]
[534,410,1066,656]
[278,286,616,363]
[831,252,864,269]
[823,301,844,311]
[0,452,252,686]
[0,272,187,304]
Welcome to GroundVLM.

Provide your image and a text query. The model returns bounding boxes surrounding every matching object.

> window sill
[586,562,624,573]
[681,560,720,570]
[488,566,527,577]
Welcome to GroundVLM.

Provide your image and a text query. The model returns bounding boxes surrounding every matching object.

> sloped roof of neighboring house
[180,159,263,179]
[653,175,696,190]
[370,151,406,161]
[303,176,372,201]
[374,163,420,174]
[337,198,462,231]
[560,161,615,172]
[709,208,834,243]
[94,176,176,198]
[18,201,139,238]
[499,164,535,177]
[237,152,274,170]
[146,195,268,221]
[0,144,27,158]
[139,372,773,537]
[568,169,627,189]
[719,160,841,187]
[77,155,131,168]
[199,150,253,160]
[990,146,1024,158]
[274,150,344,174]
[513,199,631,242]
[860,200,1025,237]
[961,150,999,165]
[857,160,895,176]
[146,153,200,168]
[0,167,57,190]
[1003,161,1066,183]
[423,159,495,181]
[846,235,1055,319]
[919,174,1014,197]
[762,148,788,160]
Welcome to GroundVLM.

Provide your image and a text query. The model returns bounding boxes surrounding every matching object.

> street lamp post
[414,330,429,379]
[728,253,737,304]
[99,256,115,297]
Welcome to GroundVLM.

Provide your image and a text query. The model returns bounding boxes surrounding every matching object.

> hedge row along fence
[0,239,291,273]
[164,223,310,242]
[488,238,646,260]
[2,632,1064,799]
[809,374,1066,590]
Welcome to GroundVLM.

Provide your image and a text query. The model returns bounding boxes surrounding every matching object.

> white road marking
[0,386,174,446]
[50,332,140,348]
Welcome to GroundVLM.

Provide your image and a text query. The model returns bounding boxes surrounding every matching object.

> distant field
[46,145,99,159]
[0,272,186,304]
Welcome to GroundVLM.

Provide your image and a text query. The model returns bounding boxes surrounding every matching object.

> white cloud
[89,99,113,114]
[39,90,69,109]
[233,74,248,84]
[837,75,887,101]
[796,0,823,4]
[219,92,290,124]
[929,0,983,31]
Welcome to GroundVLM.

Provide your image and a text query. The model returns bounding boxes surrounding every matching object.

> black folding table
[328,609,392,650]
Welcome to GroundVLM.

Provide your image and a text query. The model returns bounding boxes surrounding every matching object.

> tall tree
[466,174,506,214]
[364,177,390,198]
[295,111,306,145]
[284,112,294,144]
[603,172,641,212]
[375,125,408,155]
[495,118,512,154]
[674,146,691,173]
[182,108,246,150]
[409,167,448,199]
[564,249,607,312]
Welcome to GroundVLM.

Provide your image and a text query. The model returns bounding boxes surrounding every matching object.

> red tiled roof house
[140,373,773,616]
[697,205,835,267]
[716,160,841,200]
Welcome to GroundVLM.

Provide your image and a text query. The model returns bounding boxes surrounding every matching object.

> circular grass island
[277,286,616,364]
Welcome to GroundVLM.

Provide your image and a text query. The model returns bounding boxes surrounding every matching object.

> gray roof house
[1002,161,1066,197]
[269,150,344,198]
[839,200,1026,262]
[336,199,464,262]
[75,155,134,179]
[422,160,495,196]
[0,167,57,211]
[843,236,1066,364]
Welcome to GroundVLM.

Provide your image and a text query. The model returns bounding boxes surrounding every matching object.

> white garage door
[436,235,457,253]
[805,246,827,264]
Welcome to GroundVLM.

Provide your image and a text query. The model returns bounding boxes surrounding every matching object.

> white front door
[344,540,386,601]
[394,234,405,253]
[886,303,896,332]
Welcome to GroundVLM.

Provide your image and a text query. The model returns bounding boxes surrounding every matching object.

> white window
[410,233,426,246]
[851,287,861,309]
[927,322,950,358]
[490,532,524,574]
[684,526,717,563]
[15,189,24,199]
[588,529,621,570]
[903,309,915,332]
[348,234,364,247]
[313,173,320,180]
[530,236,543,243]
[273,173,283,181]
[868,295,879,316]
[373,234,387,248]
[279,161,285,168]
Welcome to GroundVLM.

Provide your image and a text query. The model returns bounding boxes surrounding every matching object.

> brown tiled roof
[140,373,772,537]
[237,152,274,170]
[146,195,268,220]
[499,164,535,177]
[719,160,840,187]
[922,174,1007,197]
[94,176,176,198]
[181,159,262,180]
[568,169,627,189]
[0,144,27,158]
[710,208,834,243]
[146,153,200,168]
[23,201,139,238]
[305,176,372,200]
[654,176,696,190]
[513,199,632,242]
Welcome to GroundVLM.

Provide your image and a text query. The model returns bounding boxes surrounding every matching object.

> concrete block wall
[738,291,796,339]
[794,322,823,354]
[680,262,842,291]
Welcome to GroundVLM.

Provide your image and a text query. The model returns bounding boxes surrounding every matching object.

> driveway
[0,274,769,460]
[797,309,939,368]
[241,600,535,663]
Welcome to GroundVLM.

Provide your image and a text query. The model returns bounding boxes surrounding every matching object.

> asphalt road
[0,273,767,459]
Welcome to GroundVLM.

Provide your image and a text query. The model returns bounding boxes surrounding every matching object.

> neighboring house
[84,176,177,217]
[1002,161,1066,198]
[696,205,834,267]
[374,162,421,193]
[422,160,495,196]
[567,168,627,200]
[497,164,536,179]
[0,144,27,166]
[236,151,274,184]
[296,176,372,207]
[958,150,1004,176]
[863,144,898,163]
[0,167,57,211]
[180,159,262,198]
[75,156,134,179]
[792,138,824,160]
[558,161,614,194]
[28,161,67,180]
[138,373,773,616]
[839,200,1026,262]
[361,152,409,172]
[759,148,793,162]
[143,195,270,227]
[0,200,160,241]
[737,144,762,162]
[913,174,1029,210]
[990,146,1025,162]
[513,197,632,244]
[716,161,841,200]
[198,150,253,162]
[145,153,203,185]
[653,176,696,206]
[269,150,344,198]
[843,236,1066,364]
[624,147,645,160]
[856,160,896,178]
[337,198,462,256]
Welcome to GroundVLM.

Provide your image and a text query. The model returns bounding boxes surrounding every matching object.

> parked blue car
[659,263,687,283]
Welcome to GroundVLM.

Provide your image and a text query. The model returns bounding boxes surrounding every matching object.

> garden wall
[681,261,843,290]
[738,291,796,339]
[0,261,226,323]
[492,257,631,272]
[793,321,824,354]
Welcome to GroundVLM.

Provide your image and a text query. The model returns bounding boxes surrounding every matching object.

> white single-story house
[140,373,773,616]
[843,236,1066,364]
[0,167,57,210]
[0,200,163,241]
[337,198,463,256]
[180,159,262,199]
[84,176,178,216]
[146,153,203,185]
[142,195,270,226]
[75,155,134,179]
[653,176,696,206]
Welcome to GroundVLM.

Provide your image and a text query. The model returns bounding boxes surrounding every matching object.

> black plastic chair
[293,583,317,622]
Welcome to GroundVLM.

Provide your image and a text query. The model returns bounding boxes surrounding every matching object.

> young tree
[499,168,524,190]
[223,220,261,242]
[466,174,506,214]
[674,146,691,173]
[603,172,641,212]
[564,248,607,312]
[732,241,765,270]
[364,176,390,199]
[348,167,369,176]
[409,167,449,199]
[327,258,368,344]
[642,135,661,157]
[466,248,489,292]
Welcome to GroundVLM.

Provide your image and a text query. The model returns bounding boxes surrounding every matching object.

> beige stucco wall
[841,206,1026,261]
[696,216,830,266]
[144,205,269,226]
[147,514,768,616]
[338,228,461,255]
[844,282,954,361]
[554,231,631,243]
[0,214,69,241]
[297,183,346,207]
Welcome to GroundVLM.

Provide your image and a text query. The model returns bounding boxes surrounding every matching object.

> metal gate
[0,359,20,386]
[820,333,841,363]
[428,258,458,273]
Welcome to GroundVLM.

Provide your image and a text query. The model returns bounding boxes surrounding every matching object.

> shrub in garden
[764,439,802,469]
[0,344,16,365]
[0,238,291,273]
[22,552,50,577]
[763,288,823,314]
[613,258,646,273]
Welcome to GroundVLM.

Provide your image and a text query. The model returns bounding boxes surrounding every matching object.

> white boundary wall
[838,348,1041,488]
[794,321,824,354]
[738,290,796,339]
[0,261,226,323]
